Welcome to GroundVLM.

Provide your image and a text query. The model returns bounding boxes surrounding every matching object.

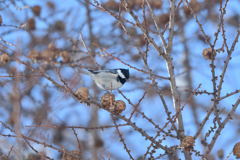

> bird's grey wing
[106,69,118,74]
[87,69,99,74]
[87,69,117,74]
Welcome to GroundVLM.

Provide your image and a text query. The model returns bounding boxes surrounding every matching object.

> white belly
[94,77,122,90]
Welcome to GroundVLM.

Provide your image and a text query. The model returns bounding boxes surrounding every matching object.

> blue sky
[1,0,240,159]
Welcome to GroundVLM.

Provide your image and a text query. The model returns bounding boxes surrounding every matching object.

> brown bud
[32,5,41,16]
[47,1,55,10]
[0,53,10,64]
[27,18,36,30]
[184,0,201,17]
[202,48,214,60]
[0,15,2,25]
[191,0,201,11]
[217,149,224,159]
[101,93,115,109]
[158,13,170,27]
[132,54,141,62]
[54,20,65,31]
[9,67,17,75]
[75,87,89,101]
[95,137,104,148]
[136,34,147,47]
[233,142,240,158]
[198,34,210,43]
[181,136,195,151]
[183,6,191,16]
[113,100,126,114]
[128,0,141,10]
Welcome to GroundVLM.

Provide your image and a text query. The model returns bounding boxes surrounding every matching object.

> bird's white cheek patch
[117,69,125,79]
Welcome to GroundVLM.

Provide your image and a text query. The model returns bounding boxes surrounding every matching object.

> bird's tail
[87,69,94,73]
[85,69,96,78]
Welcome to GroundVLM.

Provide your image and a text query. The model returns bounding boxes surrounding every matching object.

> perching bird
[87,68,129,90]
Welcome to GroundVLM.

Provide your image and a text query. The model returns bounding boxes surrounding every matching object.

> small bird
[87,68,129,90]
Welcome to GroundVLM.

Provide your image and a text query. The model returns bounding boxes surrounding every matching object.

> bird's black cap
[119,69,129,79]
[117,69,129,84]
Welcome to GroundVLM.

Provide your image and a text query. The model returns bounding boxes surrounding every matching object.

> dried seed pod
[48,42,58,51]
[41,49,56,61]
[184,0,201,17]
[233,142,240,158]
[26,153,42,160]
[61,150,81,160]
[0,53,10,64]
[202,48,214,60]
[113,100,126,114]
[149,0,162,9]
[32,5,41,16]
[181,136,195,151]
[27,18,36,30]
[28,50,40,61]
[101,93,115,109]
[75,87,89,101]
[60,51,70,62]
